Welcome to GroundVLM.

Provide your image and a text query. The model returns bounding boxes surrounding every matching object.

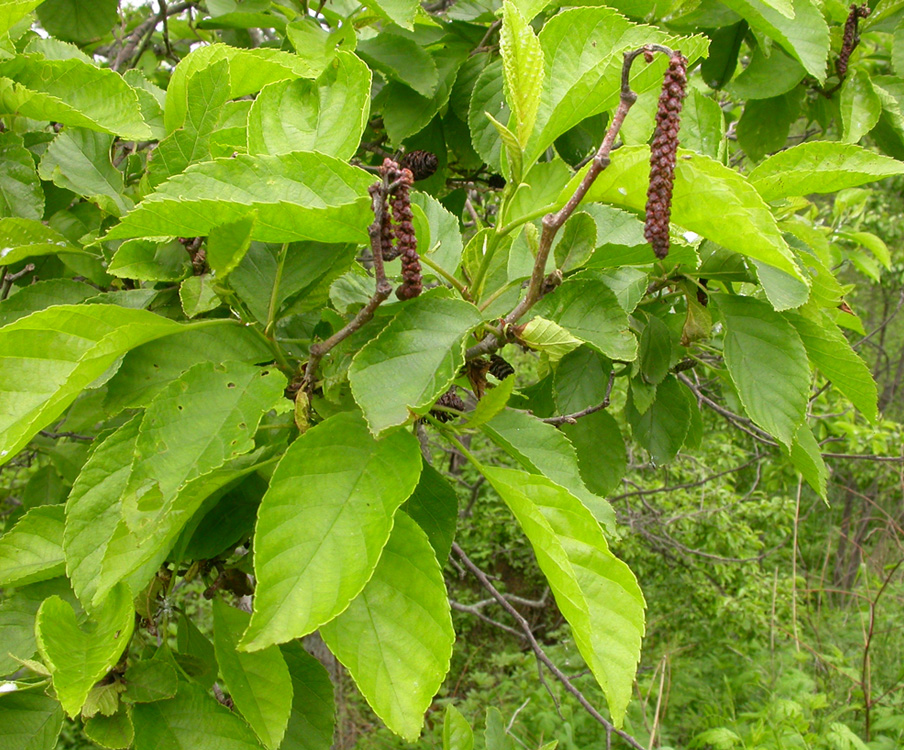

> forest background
[0,0,903,749]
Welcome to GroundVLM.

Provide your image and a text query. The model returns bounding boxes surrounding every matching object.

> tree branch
[466,45,677,361]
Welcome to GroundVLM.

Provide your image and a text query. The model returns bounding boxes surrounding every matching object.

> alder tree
[0,0,901,747]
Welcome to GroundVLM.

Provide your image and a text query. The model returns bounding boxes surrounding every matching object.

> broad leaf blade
[481,467,645,726]
[0,304,219,465]
[248,52,371,161]
[500,1,544,148]
[349,295,482,435]
[0,692,64,750]
[242,411,422,651]
[105,152,373,245]
[280,642,335,750]
[132,682,263,750]
[321,512,454,742]
[0,505,65,588]
[748,141,904,201]
[36,583,135,718]
[213,601,293,750]
[716,294,810,446]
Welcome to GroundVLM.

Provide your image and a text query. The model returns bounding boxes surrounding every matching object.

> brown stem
[452,542,647,750]
[0,263,36,300]
[466,44,677,360]
[111,1,195,71]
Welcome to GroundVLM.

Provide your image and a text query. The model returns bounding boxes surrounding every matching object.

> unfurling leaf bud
[837,3,871,79]
[391,167,423,301]
[644,51,688,260]
[400,150,439,181]
[430,387,466,422]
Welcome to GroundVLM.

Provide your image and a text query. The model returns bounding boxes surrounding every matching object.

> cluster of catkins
[837,3,871,79]
[644,52,688,260]
[374,158,422,300]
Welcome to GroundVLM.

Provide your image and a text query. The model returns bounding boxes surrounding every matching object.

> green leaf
[840,69,881,143]
[349,295,482,435]
[0,56,153,140]
[380,44,468,143]
[786,422,827,498]
[402,462,458,563]
[164,44,319,133]
[132,682,264,750]
[640,315,672,386]
[484,111,523,184]
[574,146,805,283]
[626,375,691,464]
[35,0,118,43]
[119,360,285,538]
[553,346,612,414]
[279,642,335,750]
[105,152,372,245]
[248,52,371,161]
[207,214,256,279]
[468,59,507,173]
[727,45,806,100]
[0,218,84,266]
[213,602,293,750]
[463,376,515,429]
[0,1,43,37]
[748,141,904,201]
[122,659,179,704]
[107,239,191,282]
[361,0,419,29]
[38,128,131,216]
[83,707,134,750]
[554,212,598,273]
[0,305,218,465]
[411,192,464,278]
[321,512,454,742]
[719,0,829,82]
[284,19,342,79]
[480,466,645,726]
[517,317,583,363]
[715,294,810,446]
[785,311,877,422]
[443,705,474,750]
[736,88,803,161]
[500,0,544,148]
[533,278,637,362]
[180,275,221,318]
[104,325,272,413]
[148,60,229,188]
[243,411,422,651]
[0,691,64,750]
[357,34,438,97]
[0,132,43,220]
[562,410,627,497]
[527,7,708,165]
[485,707,514,750]
[0,505,64,588]
[36,583,135,718]
[482,409,615,530]
[65,416,277,609]
[701,21,747,90]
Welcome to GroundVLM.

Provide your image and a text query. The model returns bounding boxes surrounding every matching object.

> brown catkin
[837,4,871,79]
[430,388,466,422]
[644,51,688,260]
[400,150,439,181]
[391,167,422,301]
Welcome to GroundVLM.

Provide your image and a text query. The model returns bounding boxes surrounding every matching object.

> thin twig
[0,263,35,300]
[452,542,647,750]
[111,1,195,71]
[543,371,616,425]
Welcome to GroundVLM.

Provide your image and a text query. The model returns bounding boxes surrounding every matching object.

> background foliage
[0,0,903,748]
